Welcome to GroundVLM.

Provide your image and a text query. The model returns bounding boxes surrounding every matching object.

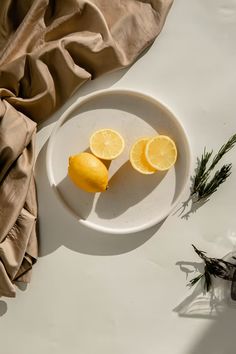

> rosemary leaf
[188,245,236,292]
[209,133,236,171]
[198,164,232,200]
[191,149,212,195]
[191,134,236,202]
[204,268,212,292]
[188,273,203,287]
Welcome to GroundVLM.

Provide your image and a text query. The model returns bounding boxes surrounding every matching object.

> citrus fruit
[68,152,108,193]
[129,138,157,174]
[89,129,125,160]
[145,135,177,171]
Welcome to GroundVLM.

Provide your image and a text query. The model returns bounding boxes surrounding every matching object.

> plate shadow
[56,175,95,219]
[95,161,167,219]
[35,141,166,257]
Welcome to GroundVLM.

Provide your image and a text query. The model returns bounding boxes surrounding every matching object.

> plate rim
[46,88,192,235]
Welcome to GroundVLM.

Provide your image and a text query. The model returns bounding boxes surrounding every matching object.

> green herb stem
[191,133,236,202]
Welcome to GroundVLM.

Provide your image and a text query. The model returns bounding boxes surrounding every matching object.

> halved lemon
[130,138,157,174]
[89,129,125,160]
[145,135,177,171]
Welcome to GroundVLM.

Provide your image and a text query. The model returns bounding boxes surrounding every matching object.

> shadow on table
[176,260,203,280]
[173,160,211,220]
[0,300,7,317]
[174,259,227,319]
[181,306,236,354]
[174,258,236,353]
[0,283,27,318]
[173,191,209,220]
[15,282,28,292]
[35,141,165,257]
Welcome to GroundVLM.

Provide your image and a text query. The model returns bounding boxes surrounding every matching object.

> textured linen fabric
[0,0,173,297]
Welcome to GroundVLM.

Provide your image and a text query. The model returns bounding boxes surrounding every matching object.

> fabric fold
[0,0,173,297]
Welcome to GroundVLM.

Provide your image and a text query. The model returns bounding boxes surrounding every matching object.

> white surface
[1,1,236,353]
[47,89,191,234]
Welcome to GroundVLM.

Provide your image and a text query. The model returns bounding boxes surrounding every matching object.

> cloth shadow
[95,161,167,219]
[15,282,28,291]
[0,300,7,317]
[35,141,165,257]
[0,284,27,312]
[37,67,129,131]
[37,42,154,133]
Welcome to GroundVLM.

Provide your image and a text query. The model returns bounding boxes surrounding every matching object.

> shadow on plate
[95,161,167,219]
[56,175,95,219]
[55,147,112,220]
[63,90,190,213]
[35,141,166,257]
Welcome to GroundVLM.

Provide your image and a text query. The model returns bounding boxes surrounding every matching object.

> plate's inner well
[49,91,190,231]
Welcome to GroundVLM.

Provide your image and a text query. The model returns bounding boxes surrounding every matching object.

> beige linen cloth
[0,0,173,297]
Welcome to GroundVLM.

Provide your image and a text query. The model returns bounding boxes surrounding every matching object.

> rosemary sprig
[209,134,236,170]
[188,245,236,292]
[191,133,236,202]
[192,149,213,193]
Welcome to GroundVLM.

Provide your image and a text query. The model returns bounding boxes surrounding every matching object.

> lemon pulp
[130,138,157,174]
[90,129,125,160]
[145,135,177,171]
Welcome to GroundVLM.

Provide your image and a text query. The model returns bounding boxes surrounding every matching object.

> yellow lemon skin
[129,137,157,174]
[68,152,108,193]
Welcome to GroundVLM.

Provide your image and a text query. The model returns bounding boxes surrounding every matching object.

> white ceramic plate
[47,89,191,234]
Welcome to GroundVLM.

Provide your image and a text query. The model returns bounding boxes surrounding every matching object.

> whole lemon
[68,152,108,193]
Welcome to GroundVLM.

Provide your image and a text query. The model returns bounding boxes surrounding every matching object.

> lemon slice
[145,135,177,171]
[130,138,157,174]
[90,129,125,160]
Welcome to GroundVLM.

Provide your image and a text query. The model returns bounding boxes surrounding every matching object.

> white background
[1,1,236,353]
